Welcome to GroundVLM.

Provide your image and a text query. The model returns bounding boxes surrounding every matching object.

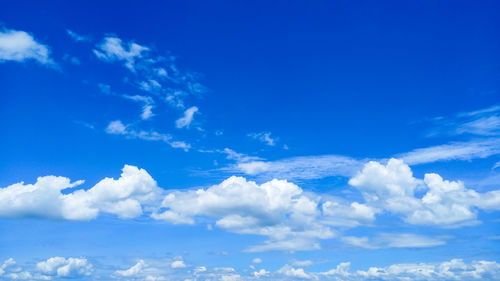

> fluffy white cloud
[175,106,198,128]
[253,269,270,278]
[353,259,500,281]
[277,265,312,279]
[152,176,335,251]
[3,256,500,281]
[171,260,187,269]
[36,257,92,278]
[349,158,500,227]
[322,200,378,227]
[0,165,162,220]
[0,28,54,65]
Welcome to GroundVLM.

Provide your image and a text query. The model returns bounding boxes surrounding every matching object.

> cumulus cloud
[352,259,500,281]
[175,106,198,128]
[3,160,500,252]
[152,176,335,251]
[36,257,92,278]
[0,28,54,65]
[277,265,312,279]
[349,158,500,227]
[3,257,500,281]
[171,260,187,269]
[322,200,378,227]
[0,165,162,220]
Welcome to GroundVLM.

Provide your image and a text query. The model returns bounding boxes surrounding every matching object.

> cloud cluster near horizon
[1,159,499,251]
[1,256,500,281]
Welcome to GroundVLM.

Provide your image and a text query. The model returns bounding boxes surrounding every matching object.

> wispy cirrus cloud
[398,138,500,165]
[225,154,363,180]
[105,120,190,151]
[175,106,198,129]
[66,29,89,42]
[248,131,277,146]
[427,104,500,137]
[342,233,447,249]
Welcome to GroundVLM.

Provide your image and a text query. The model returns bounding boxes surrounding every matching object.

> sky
[0,0,500,280]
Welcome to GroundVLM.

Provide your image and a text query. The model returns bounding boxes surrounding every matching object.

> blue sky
[1,0,500,280]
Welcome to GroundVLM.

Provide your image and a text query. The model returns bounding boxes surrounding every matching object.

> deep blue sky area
[0,1,499,280]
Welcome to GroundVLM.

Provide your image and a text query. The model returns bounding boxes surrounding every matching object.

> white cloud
[224,139,500,180]
[3,160,500,253]
[66,29,89,42]
[253,269,269,278]
[493,161,500,170]
[123,95,155,120]
[231,155,362,180]
[248,132,277,146]
[94,37,149,71]
[277,265,312,279]
[152,176,335,251]
[322,200,378,227]
[4,256,500,281]
[0,165,162,220]
[105,120,190,151]
[349,158,500,227]
[171,260,187,269]
[457,116,500,136]
[252,258,262,264]
[220,148,263,163]
[175,106,198,128]
[398,139,500,165]
[352,259,500,281]
[292,260,313,267]
[0,28,54,65]
[106,120,128,135]
[321,262,351,277]
[36,257,92,278]
[112,259,168,281]
[342,233,446,249]
[115,260,145,277]
[0,258,16,276]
